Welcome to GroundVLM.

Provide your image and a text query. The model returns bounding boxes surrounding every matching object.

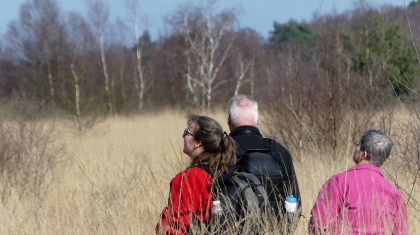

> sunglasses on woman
[183,128,194,138]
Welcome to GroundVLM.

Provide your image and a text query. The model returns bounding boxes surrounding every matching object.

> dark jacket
[230,125,301,217]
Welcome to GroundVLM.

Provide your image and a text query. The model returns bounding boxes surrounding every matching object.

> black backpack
[198,165,272,233]
[235,138,292,216]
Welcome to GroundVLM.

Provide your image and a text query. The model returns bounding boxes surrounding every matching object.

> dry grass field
[0,110,418,234]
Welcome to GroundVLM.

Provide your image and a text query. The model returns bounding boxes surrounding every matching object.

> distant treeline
[0,0,419,116]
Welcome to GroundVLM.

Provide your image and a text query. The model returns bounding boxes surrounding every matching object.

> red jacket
[158,166,213,235]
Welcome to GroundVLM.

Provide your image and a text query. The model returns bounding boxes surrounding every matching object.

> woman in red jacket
[156,115,236,235]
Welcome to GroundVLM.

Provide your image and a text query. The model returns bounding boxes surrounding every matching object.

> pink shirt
[309,163,408,234]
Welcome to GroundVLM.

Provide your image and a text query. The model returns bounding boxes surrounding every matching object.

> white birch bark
[46,60,55,100]
[71,63,81,130]
[89,0,112,114]
[99,32,112,114]
[234,55,254,96]
[127,0,147,110]
[183,0,234,110]
[134,21,145,110]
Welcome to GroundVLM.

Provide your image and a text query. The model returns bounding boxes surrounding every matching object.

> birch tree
[66,12,95,129]
[182,0,236,110]
[88,0,113,114]
[234,54,254,96]
[126,0,147,110]
[232,28,261,96]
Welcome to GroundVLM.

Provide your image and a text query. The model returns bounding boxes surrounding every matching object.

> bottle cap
[286,195,297,203]
[213,200,221,206]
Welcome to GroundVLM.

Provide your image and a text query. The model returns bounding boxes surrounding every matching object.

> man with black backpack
[227,94,302,231]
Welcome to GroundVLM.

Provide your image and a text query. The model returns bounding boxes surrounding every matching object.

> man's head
[353,129,394,166]
[227,95,258,130]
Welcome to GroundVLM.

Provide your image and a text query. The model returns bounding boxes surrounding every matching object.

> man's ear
[361,150,369,161]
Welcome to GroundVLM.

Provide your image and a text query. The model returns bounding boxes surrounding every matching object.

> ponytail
[214,134,235,173]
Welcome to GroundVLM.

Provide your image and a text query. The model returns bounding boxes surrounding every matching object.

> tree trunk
[71,63,81,130]
[46,61,55,102]
[119,52,126,110]
[135,23,145,110]
[234,56,253,96]
[206,82,212,111]
[234,60,245,96]
[100,33,112,114]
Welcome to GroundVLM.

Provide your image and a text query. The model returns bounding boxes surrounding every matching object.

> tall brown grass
[0,110,418,234]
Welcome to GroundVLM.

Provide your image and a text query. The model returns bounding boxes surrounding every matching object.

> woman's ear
[194,140,203,148]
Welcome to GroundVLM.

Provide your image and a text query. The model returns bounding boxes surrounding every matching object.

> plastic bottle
[285,195,298,213]
[211,200,223,216]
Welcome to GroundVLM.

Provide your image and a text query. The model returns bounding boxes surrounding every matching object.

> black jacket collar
[230,125,262,137]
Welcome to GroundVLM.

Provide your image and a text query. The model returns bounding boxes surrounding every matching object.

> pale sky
[0,0,411,40]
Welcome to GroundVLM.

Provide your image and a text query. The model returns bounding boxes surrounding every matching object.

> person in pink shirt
[309,129,408,234]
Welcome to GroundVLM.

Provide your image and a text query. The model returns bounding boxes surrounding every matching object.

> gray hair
[360,129,394,166]
[227,95,258,122]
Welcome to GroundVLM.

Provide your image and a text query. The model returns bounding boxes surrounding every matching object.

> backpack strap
[263,138,284,165]
[236,140,271,163]
[221,165,240,181]
[235,141,248,159]
[234,172,269,208]
[195,164,242,190]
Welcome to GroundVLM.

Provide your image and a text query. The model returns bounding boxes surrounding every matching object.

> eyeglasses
[183,128,194,138]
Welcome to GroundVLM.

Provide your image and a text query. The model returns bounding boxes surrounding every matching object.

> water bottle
[211,200,223,216]
[285,195,298,213]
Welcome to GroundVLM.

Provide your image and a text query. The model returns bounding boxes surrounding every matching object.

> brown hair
[187,114,236,174]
